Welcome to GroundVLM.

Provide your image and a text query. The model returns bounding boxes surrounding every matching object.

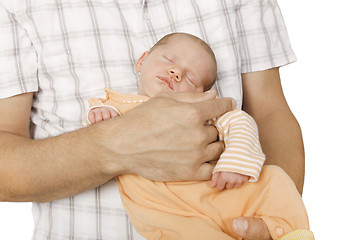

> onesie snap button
[275,227,284,237]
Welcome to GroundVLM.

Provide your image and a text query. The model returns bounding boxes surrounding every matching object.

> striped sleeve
[212,109,265,182]
[277,230,315,240]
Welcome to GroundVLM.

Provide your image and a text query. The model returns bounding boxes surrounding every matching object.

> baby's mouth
[157,76,174,90]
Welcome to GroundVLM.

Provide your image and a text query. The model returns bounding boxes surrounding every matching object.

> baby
[84,33,314,240]
[88,33,251,190]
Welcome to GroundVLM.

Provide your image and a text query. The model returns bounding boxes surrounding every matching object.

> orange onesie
[84,88,314,240]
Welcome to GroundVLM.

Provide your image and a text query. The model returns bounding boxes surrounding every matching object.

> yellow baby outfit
[85,88,314,240]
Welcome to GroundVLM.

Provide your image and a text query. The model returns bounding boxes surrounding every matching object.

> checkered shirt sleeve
[0,4,38,98]
[236,0,296,73]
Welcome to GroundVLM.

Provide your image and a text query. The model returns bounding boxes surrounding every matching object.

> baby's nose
[168,68,182,82]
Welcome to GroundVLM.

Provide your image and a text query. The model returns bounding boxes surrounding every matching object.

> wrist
[86,118,130,177]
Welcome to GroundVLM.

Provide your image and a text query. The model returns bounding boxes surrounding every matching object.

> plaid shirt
[0,0,296,239]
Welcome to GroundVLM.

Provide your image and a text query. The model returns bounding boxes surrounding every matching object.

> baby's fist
[88,107,120,124]
[211,171,249,190]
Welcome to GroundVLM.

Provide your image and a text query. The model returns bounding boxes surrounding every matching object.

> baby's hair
[150,33,217,91]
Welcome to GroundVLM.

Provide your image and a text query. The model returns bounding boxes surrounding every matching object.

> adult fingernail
[233,217,248,234]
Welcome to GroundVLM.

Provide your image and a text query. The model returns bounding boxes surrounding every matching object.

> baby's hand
[211,171,250,190]
[88,107,119,124]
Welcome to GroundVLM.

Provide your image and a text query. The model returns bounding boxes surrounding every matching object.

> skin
[89,34,306,240]
[91,34,249,190]
[0,33,304,239]
[242,68,305,195]
[230,67,305,240]
[135,35,216,97]
[92,67,305,240]
[88,107,120,124]
[0,90,236,202]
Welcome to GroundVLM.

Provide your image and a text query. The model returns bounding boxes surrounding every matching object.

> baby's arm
[88,106,120,124]
[211,109,265,190]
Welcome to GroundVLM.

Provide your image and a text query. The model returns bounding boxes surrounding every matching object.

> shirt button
[275,227,284,237]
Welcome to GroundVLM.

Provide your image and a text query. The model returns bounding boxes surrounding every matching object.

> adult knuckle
[193,130,207,144]
[178,165,194,179]
[216,141,225,153]
[191,148,205,160]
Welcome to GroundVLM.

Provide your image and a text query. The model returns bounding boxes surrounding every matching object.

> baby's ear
[135,51,150,73]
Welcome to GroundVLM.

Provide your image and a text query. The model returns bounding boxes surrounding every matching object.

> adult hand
[95,90,236,182]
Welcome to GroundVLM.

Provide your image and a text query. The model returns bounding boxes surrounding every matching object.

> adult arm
[0,91,235,202]
[0,92,116,202]
[242,67,305,194]
[231,68,304,240]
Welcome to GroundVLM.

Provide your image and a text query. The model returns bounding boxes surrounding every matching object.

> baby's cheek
[175,83,195,93]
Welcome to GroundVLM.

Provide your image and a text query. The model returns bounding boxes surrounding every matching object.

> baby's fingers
[109,108,120,118]
[232,176,250,189]
[88,109,104,124]
[102,109,112,120]
[225,181,236,190]
[211,172,220,187]
[216,178,229,190]
[88,110,96,124]
[93,109,104,123]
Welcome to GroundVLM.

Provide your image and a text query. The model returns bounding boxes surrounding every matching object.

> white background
[1,0,339,239]
[278,0,340,239]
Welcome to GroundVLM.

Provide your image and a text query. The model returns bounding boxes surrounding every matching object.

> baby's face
[135,35,216,97]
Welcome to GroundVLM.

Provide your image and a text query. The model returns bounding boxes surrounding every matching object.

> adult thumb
[156,89,217,103]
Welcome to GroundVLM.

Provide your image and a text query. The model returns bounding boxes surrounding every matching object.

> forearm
[0,91,235,202]
[254,109,305,194]
[242,68,305,194]
[0,125,123,202]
